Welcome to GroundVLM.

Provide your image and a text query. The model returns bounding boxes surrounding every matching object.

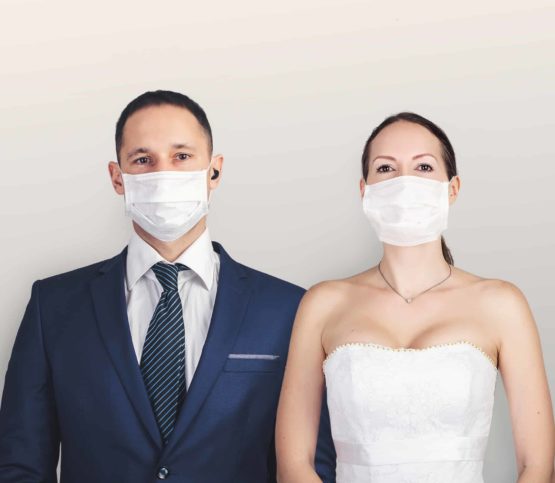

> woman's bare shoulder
[453,266,523,295]
[300,270,374,314]
[455,267,533,332]
[306,269,374,296]
[456,268,527,303]
[478,278,531,323]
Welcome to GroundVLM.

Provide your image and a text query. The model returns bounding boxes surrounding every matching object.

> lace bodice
[322,341,498,483]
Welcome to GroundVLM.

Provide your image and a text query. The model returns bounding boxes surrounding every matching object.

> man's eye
[133,157,149,165]
[417,163,433,172]
[176,153,191,160]
[376,165,393,173]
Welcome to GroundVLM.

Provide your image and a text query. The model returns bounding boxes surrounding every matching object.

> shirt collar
[126,227,217,292]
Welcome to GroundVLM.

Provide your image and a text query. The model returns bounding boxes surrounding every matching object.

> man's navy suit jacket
[0,241,336,482]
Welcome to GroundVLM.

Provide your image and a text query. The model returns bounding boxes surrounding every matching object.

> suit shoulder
[36,251,122,290]
[238,263,305,298]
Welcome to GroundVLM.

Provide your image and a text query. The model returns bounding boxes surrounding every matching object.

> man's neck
[132,219,208,262]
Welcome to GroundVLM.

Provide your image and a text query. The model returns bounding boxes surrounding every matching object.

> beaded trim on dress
[322,340,498,370]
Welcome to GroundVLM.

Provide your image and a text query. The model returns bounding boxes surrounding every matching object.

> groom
[0,90,336,482]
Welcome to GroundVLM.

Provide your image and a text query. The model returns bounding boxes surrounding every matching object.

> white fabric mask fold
[362,175,450,246]
[122,168,211,242]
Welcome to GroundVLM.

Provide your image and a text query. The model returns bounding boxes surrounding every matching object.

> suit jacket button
[157,467,169,479]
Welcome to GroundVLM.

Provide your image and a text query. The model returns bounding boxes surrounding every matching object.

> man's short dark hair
[115,89,213,163]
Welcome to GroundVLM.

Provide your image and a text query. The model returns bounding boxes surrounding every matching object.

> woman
[275,112,555,482]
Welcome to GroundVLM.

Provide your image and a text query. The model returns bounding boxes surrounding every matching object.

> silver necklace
[378,261,452,304]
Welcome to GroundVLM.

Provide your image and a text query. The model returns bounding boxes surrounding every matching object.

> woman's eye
[417,163,433,172]
[376,164,393,173]
[176,153,191,161]
[133,157,150,165]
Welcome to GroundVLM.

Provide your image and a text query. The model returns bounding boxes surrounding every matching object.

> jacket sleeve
[0,281,60,483]
[314,386,336,483]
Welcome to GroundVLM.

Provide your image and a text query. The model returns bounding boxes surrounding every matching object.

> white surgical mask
[362,175,450,246]
[122,166,212,242]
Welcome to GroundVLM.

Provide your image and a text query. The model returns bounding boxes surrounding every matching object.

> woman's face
[360,120,460,202]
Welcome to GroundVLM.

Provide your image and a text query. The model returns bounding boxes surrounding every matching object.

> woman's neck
[378,239,451,297]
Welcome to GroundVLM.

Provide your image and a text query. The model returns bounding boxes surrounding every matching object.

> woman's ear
[359,177,366,199]
[448,175,461,204]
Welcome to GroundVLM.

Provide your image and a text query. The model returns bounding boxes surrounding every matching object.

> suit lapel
[90,247,162,448]
[164,242,253,453]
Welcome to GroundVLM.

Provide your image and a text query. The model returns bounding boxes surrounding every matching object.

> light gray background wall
[1,0,554,480]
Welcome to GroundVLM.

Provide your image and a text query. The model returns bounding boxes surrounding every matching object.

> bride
[275,112,555,482]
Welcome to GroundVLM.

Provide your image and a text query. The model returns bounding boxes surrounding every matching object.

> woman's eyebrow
[413,153,438,161]
[371,153,439,165]
[371,155,397,164]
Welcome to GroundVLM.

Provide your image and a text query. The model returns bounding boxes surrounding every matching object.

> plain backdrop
[1,0,554,480]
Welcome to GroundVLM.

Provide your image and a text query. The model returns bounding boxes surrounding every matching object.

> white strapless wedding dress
[322,341,498,483]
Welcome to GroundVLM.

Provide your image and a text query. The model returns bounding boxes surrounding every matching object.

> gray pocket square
[227,353,280,360]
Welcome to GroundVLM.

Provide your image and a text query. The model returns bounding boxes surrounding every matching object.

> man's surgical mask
[122,167,212,242]
[362,175,451,246]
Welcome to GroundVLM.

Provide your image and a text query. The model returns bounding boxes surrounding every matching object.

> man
[0,90,336,482]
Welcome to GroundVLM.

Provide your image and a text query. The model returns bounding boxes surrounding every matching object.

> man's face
[109,104,223,196]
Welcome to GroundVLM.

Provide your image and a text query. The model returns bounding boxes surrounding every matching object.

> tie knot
[151,262,189,292]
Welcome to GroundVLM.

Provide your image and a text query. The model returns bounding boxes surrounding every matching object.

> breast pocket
[223,353,281,372]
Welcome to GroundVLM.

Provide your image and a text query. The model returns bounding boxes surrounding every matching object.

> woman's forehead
[370,121,443,158]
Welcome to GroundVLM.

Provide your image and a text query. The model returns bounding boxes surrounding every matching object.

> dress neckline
[322,340,498,371]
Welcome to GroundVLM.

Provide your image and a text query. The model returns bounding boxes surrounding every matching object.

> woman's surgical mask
[362,175,451,246]
[122,166,212,242]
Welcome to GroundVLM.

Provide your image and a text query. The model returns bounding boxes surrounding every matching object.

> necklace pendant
[377,261,452,307]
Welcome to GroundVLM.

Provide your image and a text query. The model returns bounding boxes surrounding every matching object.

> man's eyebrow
[171,142,195,150]
[126,147,150,160]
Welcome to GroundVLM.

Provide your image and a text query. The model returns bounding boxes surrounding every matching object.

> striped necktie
[140,261,189,445]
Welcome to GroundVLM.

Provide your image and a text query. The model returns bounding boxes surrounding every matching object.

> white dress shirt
[124,228,220,390]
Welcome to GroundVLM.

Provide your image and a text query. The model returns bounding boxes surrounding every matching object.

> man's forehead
[125,106,201,131]
[122,113,206,150]
[118,104,212,160]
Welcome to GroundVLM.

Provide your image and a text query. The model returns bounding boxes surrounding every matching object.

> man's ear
[108,161,125,195]
[208,154,224,190]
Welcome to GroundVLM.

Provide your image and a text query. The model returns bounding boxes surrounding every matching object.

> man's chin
[131,218,207,244]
